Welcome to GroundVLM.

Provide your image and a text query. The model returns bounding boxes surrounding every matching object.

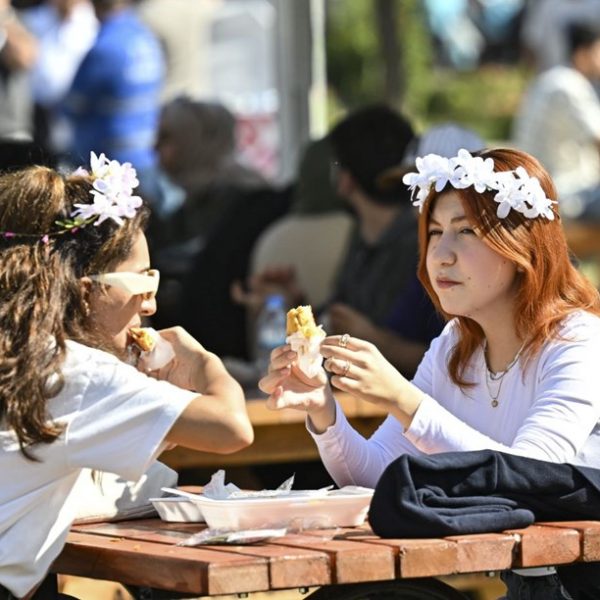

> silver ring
[339,333,350,348]
[342,360,351,377]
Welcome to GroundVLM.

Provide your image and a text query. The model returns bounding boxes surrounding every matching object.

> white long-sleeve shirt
[310,310,600,488]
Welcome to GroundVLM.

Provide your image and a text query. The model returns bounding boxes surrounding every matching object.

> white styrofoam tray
[149,497,205,523]
[187,488,374,530]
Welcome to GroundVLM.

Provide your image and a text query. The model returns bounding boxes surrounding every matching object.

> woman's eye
[427,229,442,237]
[459,227,475,235]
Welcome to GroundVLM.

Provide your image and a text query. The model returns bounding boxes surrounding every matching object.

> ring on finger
[341,359,351,377]
[339,333,350,348]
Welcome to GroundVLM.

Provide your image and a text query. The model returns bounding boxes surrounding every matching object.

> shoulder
[556,310,600,339]
[65,339,119,364]
[541,66,592,92]
[536,310,600,370]
[63,340,128,382]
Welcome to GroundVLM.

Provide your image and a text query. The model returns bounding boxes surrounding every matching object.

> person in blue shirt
[63,0,164,201]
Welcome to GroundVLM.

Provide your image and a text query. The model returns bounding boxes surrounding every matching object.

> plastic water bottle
[255,293,287,377]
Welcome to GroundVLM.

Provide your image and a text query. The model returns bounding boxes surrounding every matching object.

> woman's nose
[140,295,157,317]
[431,235,456,266]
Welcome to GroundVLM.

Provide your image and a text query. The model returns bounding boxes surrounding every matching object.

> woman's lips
[435,278,460,289]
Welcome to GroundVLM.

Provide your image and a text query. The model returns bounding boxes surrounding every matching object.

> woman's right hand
[140,326,214,391]
[258,345,332,414]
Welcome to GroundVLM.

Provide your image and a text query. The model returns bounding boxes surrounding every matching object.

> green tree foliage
[325,0,530,141]
[326,0,384,109]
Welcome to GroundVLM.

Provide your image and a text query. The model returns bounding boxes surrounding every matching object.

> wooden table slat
[445,533,517,574]
[538,521,600,563]
[505,524,581,568]
[270,533,395,584]
[54,532,269,596]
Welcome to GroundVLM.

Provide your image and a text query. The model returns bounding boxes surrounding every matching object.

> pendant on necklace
[491,399,499,408]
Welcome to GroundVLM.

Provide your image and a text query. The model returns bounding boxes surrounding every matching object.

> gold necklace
[483,342,524,408]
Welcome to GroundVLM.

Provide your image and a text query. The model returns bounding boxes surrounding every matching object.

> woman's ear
[80,276,92,316]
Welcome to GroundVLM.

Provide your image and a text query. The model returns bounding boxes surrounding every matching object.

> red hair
[417,148,600,387]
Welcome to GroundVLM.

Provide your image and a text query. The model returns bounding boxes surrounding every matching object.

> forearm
[0,9,37,70]
[310,404,423,488]
[167,392,253,454]
[177,351,252,451]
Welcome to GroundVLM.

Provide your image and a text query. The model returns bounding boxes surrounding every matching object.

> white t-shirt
[513,66,600,213]
[310,310,600,488]
[0,340,196,597]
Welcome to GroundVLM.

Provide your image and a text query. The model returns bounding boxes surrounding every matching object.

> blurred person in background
[0,0,37,139]
[136,0,218,103]
[520,0,600,72]
[246,105,431,377]
[309,104,419,334]
[149,96,290,360]
[21,0,98,160]
[149,97,268,277]
[63,0,163,201]
[513,22,600,220]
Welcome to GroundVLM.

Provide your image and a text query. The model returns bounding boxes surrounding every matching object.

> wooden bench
[52,518,600,598]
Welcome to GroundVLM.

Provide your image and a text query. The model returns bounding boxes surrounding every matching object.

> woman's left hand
[321,334,422,421]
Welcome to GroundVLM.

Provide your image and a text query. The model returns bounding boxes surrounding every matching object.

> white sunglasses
[89,269,160,298]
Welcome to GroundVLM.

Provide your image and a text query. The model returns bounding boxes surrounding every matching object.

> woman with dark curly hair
[0,153,253,599]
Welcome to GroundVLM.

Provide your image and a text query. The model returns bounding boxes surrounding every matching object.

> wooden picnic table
[51,516,600,599]
[160,392,387,470]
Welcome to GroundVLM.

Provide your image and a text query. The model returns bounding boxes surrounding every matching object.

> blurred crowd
[2,0,600,379]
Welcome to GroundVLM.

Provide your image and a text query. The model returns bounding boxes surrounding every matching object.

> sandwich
[127,326,174,370]
[285,305,326,377]
[128,326,157,352]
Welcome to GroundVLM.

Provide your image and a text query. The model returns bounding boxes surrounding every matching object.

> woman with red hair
[261,147,600,597]
[261,146,600,483]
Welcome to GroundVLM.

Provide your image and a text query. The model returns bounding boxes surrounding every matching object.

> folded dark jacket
[369,449,600,538]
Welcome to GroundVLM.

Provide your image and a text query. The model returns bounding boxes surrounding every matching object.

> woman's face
[425,191,518,327]
[87,232,157,351]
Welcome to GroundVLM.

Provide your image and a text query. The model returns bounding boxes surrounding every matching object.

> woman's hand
[258,344,331,412]
[321,334,423,427]
[139,326,212,391]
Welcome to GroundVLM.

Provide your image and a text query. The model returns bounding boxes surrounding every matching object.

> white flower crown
[70,151,143,227]
[402,149,557,221]
[1,152,143,244]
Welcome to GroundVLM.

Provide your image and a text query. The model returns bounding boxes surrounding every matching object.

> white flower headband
[2,152,143,243]
[402,149,557,221]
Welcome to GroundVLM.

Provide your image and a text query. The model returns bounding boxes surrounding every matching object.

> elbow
[219,416,254,454]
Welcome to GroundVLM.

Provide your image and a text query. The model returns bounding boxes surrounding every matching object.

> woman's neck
[481,323,523,374]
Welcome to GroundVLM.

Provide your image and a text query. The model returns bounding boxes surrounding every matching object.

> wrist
[307,386,336,431]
